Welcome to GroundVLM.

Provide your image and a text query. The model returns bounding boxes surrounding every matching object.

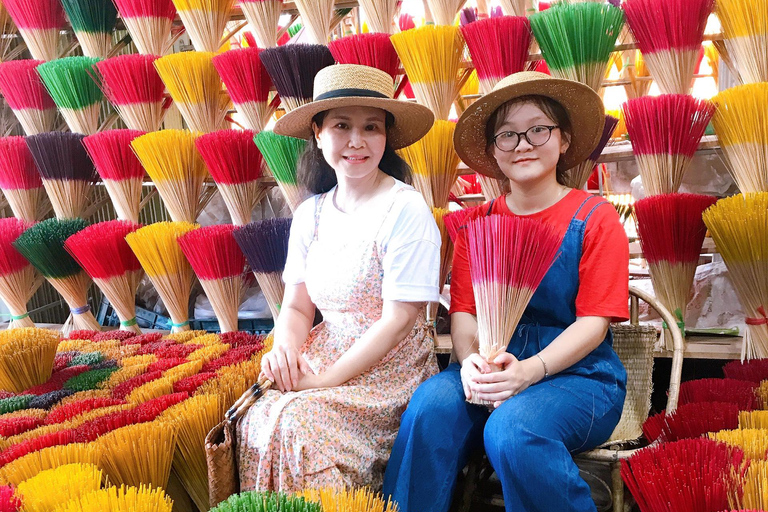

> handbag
[205,378,272,508]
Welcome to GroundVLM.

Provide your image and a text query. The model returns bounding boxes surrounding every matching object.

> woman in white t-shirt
[237,64,441,492]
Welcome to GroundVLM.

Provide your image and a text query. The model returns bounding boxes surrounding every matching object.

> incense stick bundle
[233,218,291,322]
[112,0,176,56]
[498,0,525,17]
[212,48,279,133]
[703,193,768,359]
[729,459,768,511]
[213,492,320,511]
[195,129,265,226]
[529,2,624,92]
[708,429,768,461]
[634,193,716,350]
[427,207,453,328]
[425,0,464,26]
[717,0,768,84]
[0,328,59,391]
[642,402,740,443]
[2,0,64,61]
[239,0,283,48]
[328,33,401,80]
[259,44,335,112]
[391,25,465,120]
[178,225,246,333]
[82,130,146,223]
[623,95,716,196]
[60,0,117,58]
[399,120,460,209]
[624,0,713,94]
[292,0,335,45]
[679,378,760,411]
[621,438,744,512]
[171,0,235,52]
[563,114,618,191]
[0,60,56,136]
[131,130,209,224]
[64,221,144,334]
[96,54,168,133]
[97,422,177,489]
[15,463,102,512]
[0,137,45,222]
[36,56,103,135]
[723,358,768,383]
[155,51,229,134]
[253,130,307,212]
[711,84,768,193]
[461,16,531,94]
[26,132,98,220]
[358,0,397,34]
[0,219,38,329]
[299,488,397,512]
[55,485,174,512]
[13,219,102,336]
[478,175,509,200]
[125,222,199,333]
[466,214,561,405]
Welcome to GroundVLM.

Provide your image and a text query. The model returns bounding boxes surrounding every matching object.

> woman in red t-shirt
[384,72,629,512]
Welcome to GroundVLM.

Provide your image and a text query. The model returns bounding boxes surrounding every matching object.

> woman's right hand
[260,344,312,392]
[460,353,492,400]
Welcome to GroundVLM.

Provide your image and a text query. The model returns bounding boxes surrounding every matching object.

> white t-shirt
[283,179,441,303]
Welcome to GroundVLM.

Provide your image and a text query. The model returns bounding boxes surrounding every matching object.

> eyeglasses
[492,125,559,152]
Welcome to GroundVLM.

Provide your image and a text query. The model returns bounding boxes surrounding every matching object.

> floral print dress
[238,191,438,492]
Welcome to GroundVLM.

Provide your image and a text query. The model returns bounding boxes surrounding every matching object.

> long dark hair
[297,110,413,195]
[485,95,573,186]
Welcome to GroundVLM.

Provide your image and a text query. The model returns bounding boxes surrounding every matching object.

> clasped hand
[260,344,324,392]
[460,352,539,408]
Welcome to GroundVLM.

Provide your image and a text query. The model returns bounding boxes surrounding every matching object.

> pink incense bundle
[0,137,45,222]
[328,33,401,80]
[177,224,246,333]
[623,94,716,196]
[212,48,279,133]
[195,129,265,226]
[0,218,39,329]
[621,438,745,512]
[633,193,717,350]
[95,54,169,133]
[642,401,740,443]
[82,130,147,224]
[460,15,531,94]
[624,0,714,94]
[0,60,56,135]
[64,221,144,334]
[239,0,283,49]
[679,378,760,411]
[723,359,768,384]
[2,0,65,61]
[112,0,176,56]
[466,214,561,405]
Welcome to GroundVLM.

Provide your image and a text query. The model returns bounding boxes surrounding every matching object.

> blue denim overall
[383,195,627,512]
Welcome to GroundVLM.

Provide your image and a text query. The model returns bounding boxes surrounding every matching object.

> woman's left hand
[469,353,541,408]
[294,370,328,391]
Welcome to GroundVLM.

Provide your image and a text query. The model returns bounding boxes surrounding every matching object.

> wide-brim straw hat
[274,64,435,149]
[454,71,605,179]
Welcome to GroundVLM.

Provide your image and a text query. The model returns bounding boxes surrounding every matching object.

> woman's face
[490,102,569,187]
[313,106,388,182]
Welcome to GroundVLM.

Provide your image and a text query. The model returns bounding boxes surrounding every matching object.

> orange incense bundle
[633,193,717,349]
[461,15,531,94]
[328,33,401,80]
[195,129,265,226]
[82,130,146,224]
[213,48,279,133]
[624,0,714,94]
[0,218,39,329]
[0,60,56,135]
[466,214,561,405]
[112,0,176,56]
[65,221,144,334]
[623,95,716,196]
[96,54,169,133]
[2,0,65,61]
[0,137,45,222]
[239,0,283,48]
[178,224,246,333]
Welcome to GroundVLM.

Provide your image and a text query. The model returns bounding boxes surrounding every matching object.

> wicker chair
[456,285,685,512]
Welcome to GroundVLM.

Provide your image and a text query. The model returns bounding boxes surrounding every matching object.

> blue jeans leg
[383,363,489,512]
[483,373,624,512]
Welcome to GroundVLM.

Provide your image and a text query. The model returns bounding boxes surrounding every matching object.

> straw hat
[273,64,435,149]
[453,71,605,179]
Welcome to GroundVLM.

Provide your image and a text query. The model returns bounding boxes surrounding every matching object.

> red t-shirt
[449,189,630,323]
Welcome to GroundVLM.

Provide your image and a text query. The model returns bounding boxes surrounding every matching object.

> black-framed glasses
[492,125,559,152]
